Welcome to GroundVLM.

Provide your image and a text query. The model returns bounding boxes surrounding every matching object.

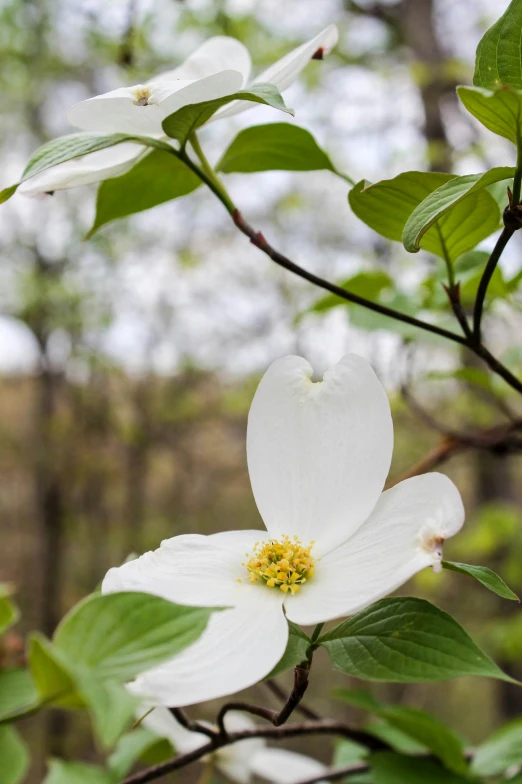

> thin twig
[120,720,387,784]
[473,225,515,341]
[169,707,217,740]
[265,679,321,720]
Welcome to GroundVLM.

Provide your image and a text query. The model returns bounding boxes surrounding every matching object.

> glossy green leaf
[370,753,470,784]
[0,726,29,784]
[376,707,467,774]
[443,561,519,601]
[28,634,81,708]
[472,718,522,776]
[43,759,113,784]
[109,727,175,780]
[403,168,512,254]
[364,721,426,755]
[474,0,522,89]
[266,622,310,679]
[87,149,201,237]
[1,133,172,203]
[217,122,341,176]
[162,84,293,146]
[0,669,39,722]
[318,597,512,683]
[308,271,393,314]
[458,85,522,146]
[53,591,215,681]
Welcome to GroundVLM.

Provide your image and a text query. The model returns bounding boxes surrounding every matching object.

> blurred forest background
[1,0,522,781]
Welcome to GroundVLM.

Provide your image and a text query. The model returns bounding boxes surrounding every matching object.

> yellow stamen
[245,535,316,594]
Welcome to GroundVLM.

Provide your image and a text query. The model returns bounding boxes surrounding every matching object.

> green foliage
[318,597,512,683]
[333,688,466,773]
[216,122,343,177]
[0,133,172,203]
[0,726,29,784]
[474,0,522,89]
[87,150,201,236]
[402,169,512,254]
[53,591,215,681]
[0,587,19,635]
[28,593,216,747]
[370,753,470,784]
[307,272,393,315]
[265,621,310,678]
[333,738,368,766]
[472,719,522,776]
[108,727,175,780]
[458,85,522,146]
[0,669,39,722]
[43,759,113,784]
[442,561,519,601]
[349,171,500,262]
[162,84,293,146]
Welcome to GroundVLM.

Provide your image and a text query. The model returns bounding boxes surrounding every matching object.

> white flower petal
[155,37,252,86]
[67,86,167,135]
[18,142,147,197]
[141,705,207,754]
[154,70,244,120]
[129,589,287,706]
[102,530,263,607]
[250,747,328,784]
[217,24,338,120]
[247,354,393,556]
[285,473,465,625]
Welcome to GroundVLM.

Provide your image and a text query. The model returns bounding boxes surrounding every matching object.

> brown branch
[218,665,310,732]
[265,679,321,721]
[169,707,217,740]
[120,720,387,784]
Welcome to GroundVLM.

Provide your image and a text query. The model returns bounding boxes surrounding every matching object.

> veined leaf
[472,718,522,776]
[458,85,522,146]
[0,133,172,204]
[87,149,201,237]
[474,0,522,90]
[0,669,39,722]
[163,84,293,146]
[318,597,513,683]
[403,168,513,254]
[53,591,215,681]
[443,561,519,601]
[217,122,348,179]
[109,727,175,780]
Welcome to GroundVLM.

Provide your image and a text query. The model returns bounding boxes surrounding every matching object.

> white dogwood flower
[103,354,464,706]
[142,708,327,784]
[20,25,337,196]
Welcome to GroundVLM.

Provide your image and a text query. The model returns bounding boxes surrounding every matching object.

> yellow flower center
[244,535,315,595]
[132,86,152,106]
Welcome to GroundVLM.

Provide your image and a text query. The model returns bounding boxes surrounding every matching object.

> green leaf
[364,722,426,755]
[217,122,343,177]
[266,622,311,679]
[109,727,174,780]
[402,168,512,255]
[474,0,522,89]
[308,272,393,315]
[28,634,81,708]
[0,596,19,636]
[162,84,293,146]
[1,132,172,203]
[333,738,368,767]
[472,718,522,776]
[75,672,138,749]
[458,85,522,146]
[87,149,201,237]
[0,726,29,784]
[443,560,520,601]
[43,759,113,784]
[0,669,39,722]
[318,597,513,683]
[53,591,215,681]
[370,753,470,784]
[376,707,467,774]
[348,173,452,244]
[334,688,466,773]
